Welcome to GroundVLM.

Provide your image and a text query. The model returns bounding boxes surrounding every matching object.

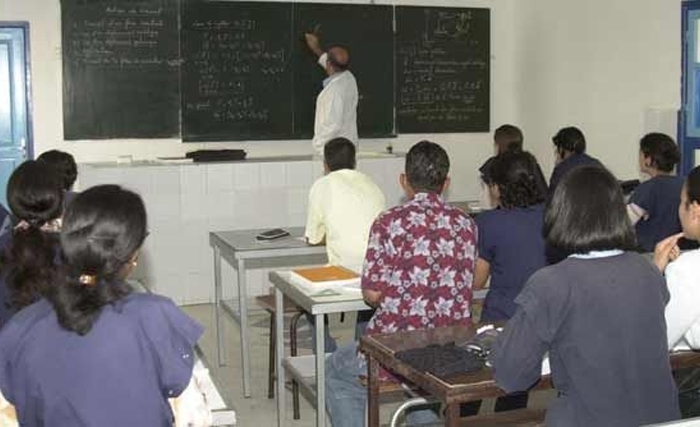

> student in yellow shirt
[305,137,385,351]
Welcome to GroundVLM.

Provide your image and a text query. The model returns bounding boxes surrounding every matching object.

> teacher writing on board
[304,32,359,155]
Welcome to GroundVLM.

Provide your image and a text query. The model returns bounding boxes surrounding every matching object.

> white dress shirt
[664,248,700,349]
[312,53,359,154]
[304,169,385,271]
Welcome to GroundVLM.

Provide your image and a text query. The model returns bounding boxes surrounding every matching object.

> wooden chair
[255,294,305,420]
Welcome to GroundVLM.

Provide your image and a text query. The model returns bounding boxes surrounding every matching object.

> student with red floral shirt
[324,140,478,427]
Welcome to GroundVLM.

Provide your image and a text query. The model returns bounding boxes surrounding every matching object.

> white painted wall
[0,0,520,202]
[514,0,683,180]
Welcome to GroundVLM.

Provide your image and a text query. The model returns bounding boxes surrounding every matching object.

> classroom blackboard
[291,3,394,139]
[181,2,294,141]
[181,1,394,141]
[61,0,180,140]
[61,2,491,141]
[395,6,490,133]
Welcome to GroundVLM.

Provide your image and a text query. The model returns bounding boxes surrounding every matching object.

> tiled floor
[183,303,555,427]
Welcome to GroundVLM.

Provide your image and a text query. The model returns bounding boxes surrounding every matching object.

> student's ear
[400,173,408,191]
[440,177,451,195]
[323,162,330,175]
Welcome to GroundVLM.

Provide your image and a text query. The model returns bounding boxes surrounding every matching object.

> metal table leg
[213,246,225,367]
[315,313,326,427]
[275,288,286,427]
[237,258,251,398]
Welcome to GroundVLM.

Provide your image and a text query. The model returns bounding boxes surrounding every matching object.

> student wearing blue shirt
[475,151,548,321]
[549,126,603,193]
[628,133,683,252]
[0,161,64,328]
[478,125,548,203]
[492,165,680,427]
[466,151,547,415]
[0,185,209,427]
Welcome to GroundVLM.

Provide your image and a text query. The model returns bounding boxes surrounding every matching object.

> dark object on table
[185,149,247,162]
[619,179,641,195]
[395,342,485,380]
[256,228,291,241]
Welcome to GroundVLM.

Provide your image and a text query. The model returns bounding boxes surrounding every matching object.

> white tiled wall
[79,156,405,305]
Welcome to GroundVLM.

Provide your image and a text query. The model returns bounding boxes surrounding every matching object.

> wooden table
[360,325,700,427]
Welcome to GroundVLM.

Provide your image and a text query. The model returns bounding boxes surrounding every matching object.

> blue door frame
[681,2,700,175]
[0,22,32,208]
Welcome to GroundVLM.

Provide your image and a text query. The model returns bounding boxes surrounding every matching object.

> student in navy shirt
[549,126,603,192]
[492,166,679,427]
[465,151,547,415]
[0,160,64,328]
[628,133,684,252]
[476,151,548,321]
[478,124,548,201]
[0,185,207,427]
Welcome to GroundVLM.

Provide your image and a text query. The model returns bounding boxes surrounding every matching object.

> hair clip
[78,274,98,286]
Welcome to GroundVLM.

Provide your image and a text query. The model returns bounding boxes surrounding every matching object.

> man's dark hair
[552,126,586,155]
[544,165,636,256]
[37,150,78,191]
[327,46,350,71]
[405,140,450,194]
[640,133,680,173]
[494,124,523,153]
[323,138,356,171]
[490,151,546,208]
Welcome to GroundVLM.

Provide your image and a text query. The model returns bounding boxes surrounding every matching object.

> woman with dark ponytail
[0,185,210,426]
[0,160,63,327]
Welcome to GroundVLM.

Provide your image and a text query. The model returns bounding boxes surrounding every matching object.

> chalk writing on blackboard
[396,7,490,133]
[180,2,294,140]
[62,0,180,139]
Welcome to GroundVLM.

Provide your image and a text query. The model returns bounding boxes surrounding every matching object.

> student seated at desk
[655,165,700,349]
[37,149,79,207]
[0,161,63,328]
[466,151,548,415]
[491,166,680,427]
[324,141,477,427]
[628,133,683,252]
[0,185,211,427]
[305,137,385,351]
[478,124,548,204]
[549,126,603,193]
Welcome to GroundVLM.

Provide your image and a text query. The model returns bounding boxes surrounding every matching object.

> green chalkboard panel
[61,0,180,139]
[181,1,294,141]
[292,3,395,138]
[396,6,490,133]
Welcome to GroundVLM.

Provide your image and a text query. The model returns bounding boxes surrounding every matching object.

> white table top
[269,271,369,315]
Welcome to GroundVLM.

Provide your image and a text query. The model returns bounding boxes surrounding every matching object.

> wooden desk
[360,325,700,427]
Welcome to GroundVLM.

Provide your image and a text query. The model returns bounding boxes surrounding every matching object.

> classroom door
[681,2,700,175]
[0,24,31,208]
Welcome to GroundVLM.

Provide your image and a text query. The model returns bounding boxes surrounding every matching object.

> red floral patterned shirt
[362,191,477,341]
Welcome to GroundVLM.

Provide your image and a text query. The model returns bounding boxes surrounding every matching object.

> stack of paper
[290,266,361,293]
